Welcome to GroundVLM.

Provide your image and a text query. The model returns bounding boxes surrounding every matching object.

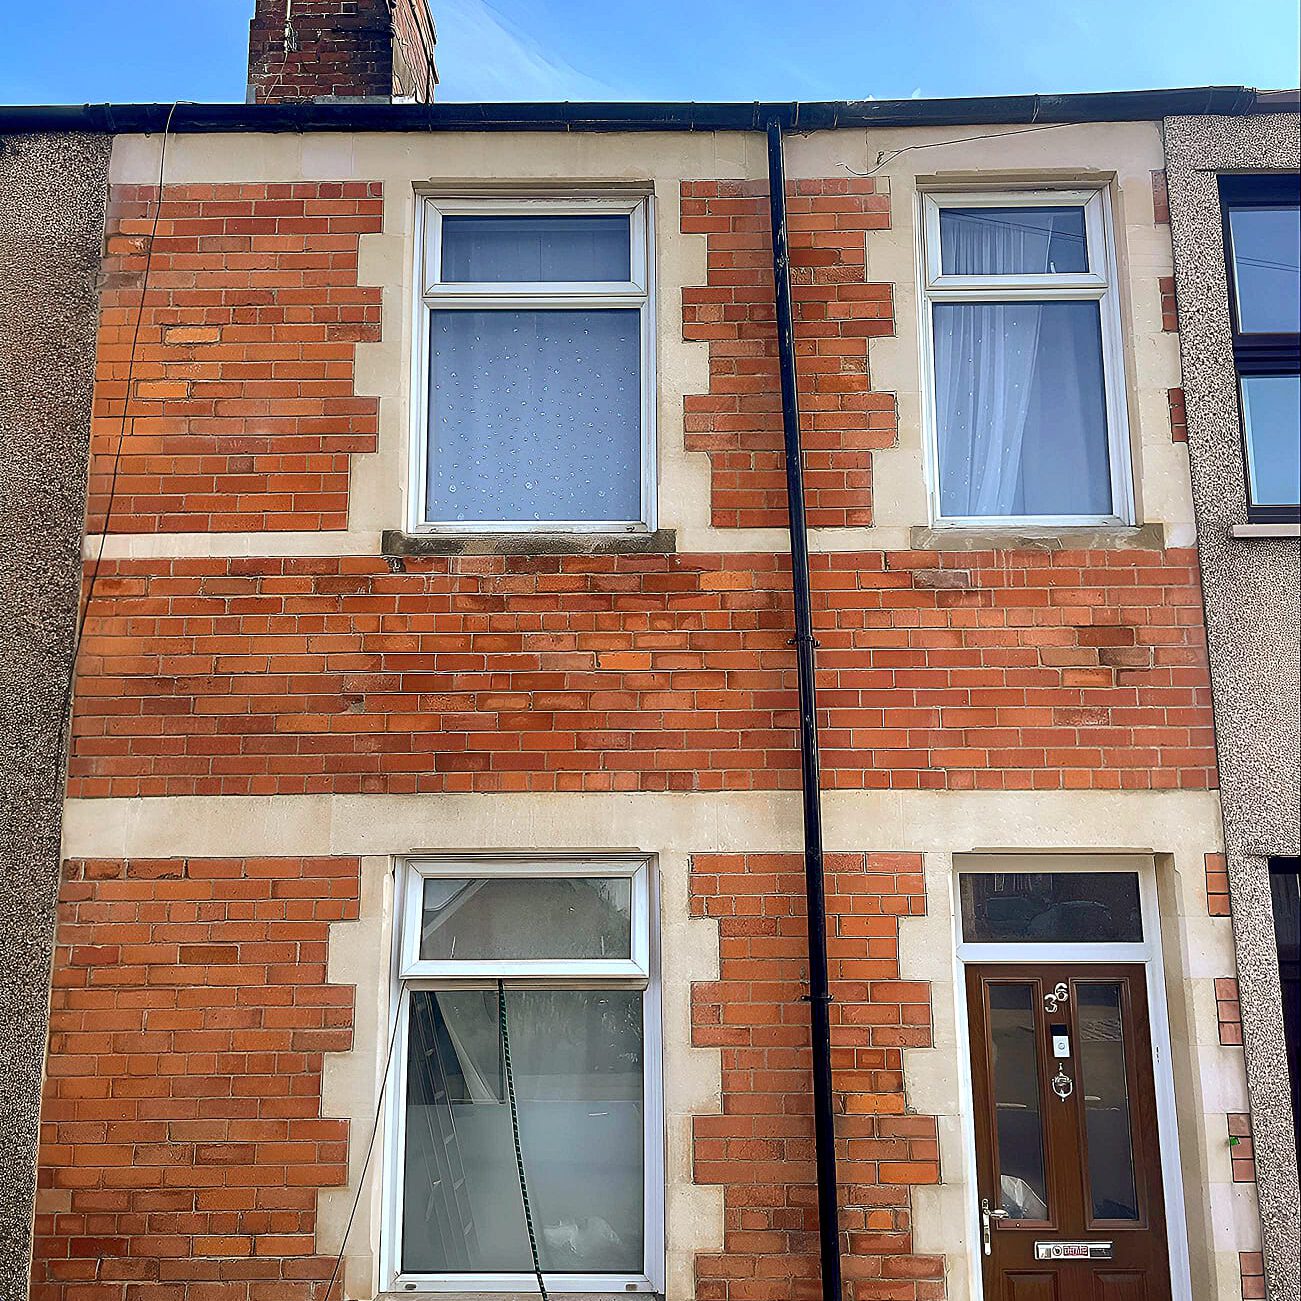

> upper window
[921,190,1133,526]
[385,856,662,1294]
[1220,174,1301,520]
[414,197,653,532]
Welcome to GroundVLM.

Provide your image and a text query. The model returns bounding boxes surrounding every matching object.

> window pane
[1077,982,1140,1221]
[934,300,1112,517]
[441,215,632,283]
[988,983,1050,1220]
[419,876,633,962]
[426,308,642,524]
[940,206,1089,275]
[1241,374,1301,506]
[961,873,1143,944]
[1228,205,1301,334]
[402,988,644,1274]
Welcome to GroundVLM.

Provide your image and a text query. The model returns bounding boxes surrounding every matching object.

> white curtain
[935,211,1051,517]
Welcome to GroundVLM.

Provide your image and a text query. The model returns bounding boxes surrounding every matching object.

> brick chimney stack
[249,0,438,103]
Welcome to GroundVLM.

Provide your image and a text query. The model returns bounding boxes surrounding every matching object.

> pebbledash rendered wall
[0,131,111,1301]
[35,121,1261,1300]
[1166,110,1301,1301]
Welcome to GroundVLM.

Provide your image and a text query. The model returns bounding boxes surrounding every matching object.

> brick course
[31,856,360,1301]
[66,548,1216,797]
[691,852,945,1300]
[682,179,896,529]
[90,183,382,534]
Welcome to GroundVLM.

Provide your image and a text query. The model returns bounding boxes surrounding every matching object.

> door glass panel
[961,872,1143,943]
[419,876,633,962]
[1076,981,1140,1221]
[402,987,645,1272]
[988,982,1050,1220]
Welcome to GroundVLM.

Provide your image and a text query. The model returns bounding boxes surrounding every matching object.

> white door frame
[950,854,1193,1301]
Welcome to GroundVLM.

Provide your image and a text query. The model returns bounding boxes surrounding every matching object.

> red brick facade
[91,184,382,534]
[682,179,896,529]
[40,164,1233,1298]
[66,548,1215,798]
[32,857,360,1301]
[691,853,944,1300]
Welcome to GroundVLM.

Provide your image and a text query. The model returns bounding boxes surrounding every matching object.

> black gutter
[0,85,1264,134]
[765,117,842,1301]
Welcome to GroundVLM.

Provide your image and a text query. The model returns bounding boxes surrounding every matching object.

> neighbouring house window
[1220,174,1301,520]
[386,857,662,1292]
[414,197,653,531]
[1269,856,1301,1174]
[920,190,1133,524]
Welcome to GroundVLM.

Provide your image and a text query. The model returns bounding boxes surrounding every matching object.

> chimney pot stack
[248,0,438,104]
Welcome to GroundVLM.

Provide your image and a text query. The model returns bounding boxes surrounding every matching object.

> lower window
[387,857,661,1292]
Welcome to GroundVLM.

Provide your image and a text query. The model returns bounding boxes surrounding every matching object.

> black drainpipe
[765,118,843,1300]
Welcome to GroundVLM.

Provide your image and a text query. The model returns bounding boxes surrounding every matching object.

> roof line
[0,85,1275,134]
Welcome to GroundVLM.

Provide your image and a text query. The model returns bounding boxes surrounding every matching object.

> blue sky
[2,0,1298,104]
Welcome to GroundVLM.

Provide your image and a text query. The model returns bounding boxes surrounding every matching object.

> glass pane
[1077,982,1140,1221]
[441,215,632,283]
[1228,205,1301,334]
[1241,374,1301,507]
[940,206,1089,275]
[988,983,1050,1220]
[934,299,1112,517]
[402,988,644,1273]
[418,876,633,962]
[426,308,642,524]
[961,873,1143,944]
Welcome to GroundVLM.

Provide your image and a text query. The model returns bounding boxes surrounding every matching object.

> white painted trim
[379,853,664,1294]
[917,187,1136,528]
[409,194,655,535]
[952,854,1193,1301]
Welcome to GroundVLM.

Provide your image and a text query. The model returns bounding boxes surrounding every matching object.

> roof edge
[0,85,1276,135]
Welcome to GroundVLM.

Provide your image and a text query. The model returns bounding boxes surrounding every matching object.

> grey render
[0,132,110,1299]
[1165,111,1301,1301]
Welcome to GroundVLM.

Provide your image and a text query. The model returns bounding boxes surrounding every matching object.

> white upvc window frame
[918,187,1136,529]
[381,853,664,1295]
[410,194,657,535]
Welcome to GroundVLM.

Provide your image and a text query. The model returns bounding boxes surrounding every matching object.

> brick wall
[91,183,381,534]
[691,852,944,1300]
[682,179,896,529]
[65,548,1216,797]
[31,856,360,1301]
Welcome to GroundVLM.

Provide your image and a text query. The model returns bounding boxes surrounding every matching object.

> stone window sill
[378,1295,659,1301]
[382,528,677,558]
[909,523,1166,552]
[1229,522,1301,539]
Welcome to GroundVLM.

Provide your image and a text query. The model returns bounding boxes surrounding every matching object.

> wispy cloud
[433,0,618,101]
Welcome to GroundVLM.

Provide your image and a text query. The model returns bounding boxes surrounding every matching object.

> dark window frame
[1218,173,1301,522]
[1268,855,1301,1177]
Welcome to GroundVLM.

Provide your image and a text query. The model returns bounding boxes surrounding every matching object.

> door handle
[981,1197,1010,1255]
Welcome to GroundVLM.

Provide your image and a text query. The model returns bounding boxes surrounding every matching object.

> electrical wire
[498,981,549,1300]
[54,100,179,768]
[843,120,1087,179]
[323,982,409,1301]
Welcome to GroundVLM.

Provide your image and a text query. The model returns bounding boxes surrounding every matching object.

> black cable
[54,100,179,766]
[497,980,549,1300]
[323,981,408,1301]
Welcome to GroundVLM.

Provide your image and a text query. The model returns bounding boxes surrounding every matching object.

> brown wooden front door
[966,964,1171,1301]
